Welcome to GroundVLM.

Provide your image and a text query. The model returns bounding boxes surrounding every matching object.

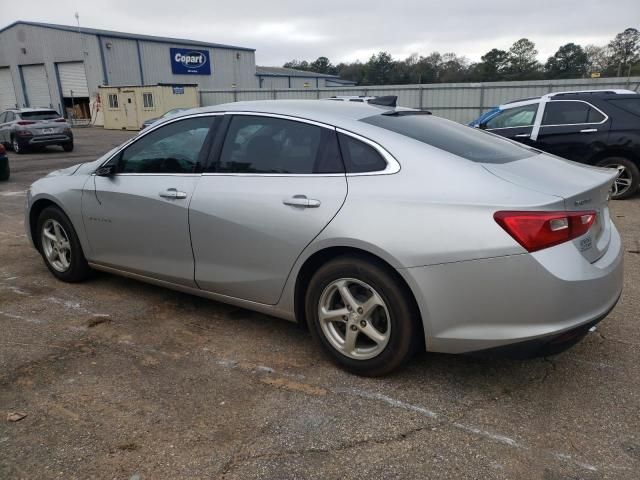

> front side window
[542,101,605,125]
[143,93,154,109]
[117,116,216,174]
[108,94,119,109]
[215,115,343,174]
[6,112,15,122]
[485,104,538,129]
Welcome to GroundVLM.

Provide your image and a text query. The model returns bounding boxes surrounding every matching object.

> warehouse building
[256,66,356,89]
[0,20,257,122]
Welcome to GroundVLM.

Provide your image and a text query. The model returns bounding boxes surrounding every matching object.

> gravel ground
[0,127,639,479]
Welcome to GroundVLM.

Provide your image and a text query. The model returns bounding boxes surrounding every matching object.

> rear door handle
[580,128,598,133]
[159,188,187,200]
[283,195,321,208]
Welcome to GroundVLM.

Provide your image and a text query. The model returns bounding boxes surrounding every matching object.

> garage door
[58,62,89,98]
[0,67,17,110]
[22,64,51,108]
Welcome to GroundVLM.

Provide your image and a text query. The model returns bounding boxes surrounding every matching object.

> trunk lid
[483,154,617,263]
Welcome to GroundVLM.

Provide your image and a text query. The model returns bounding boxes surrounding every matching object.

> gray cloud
[3,0,636,65]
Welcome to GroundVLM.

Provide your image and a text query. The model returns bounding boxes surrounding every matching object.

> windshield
[20,110,60,121]
[361,113,538,164]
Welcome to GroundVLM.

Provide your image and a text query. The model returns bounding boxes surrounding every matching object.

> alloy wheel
[604,163,633,198]
[41,219,72,272]
[12,139,20,153]
[318,278,391,360]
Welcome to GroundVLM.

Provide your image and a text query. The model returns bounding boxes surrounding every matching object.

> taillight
[55,118,67,123]
[494,210,596,252]
[17,121,36,125]
[0,144,5,154]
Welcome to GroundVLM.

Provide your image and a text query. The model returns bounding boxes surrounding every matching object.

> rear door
[484,102,539,146]
[532,100,610,162]
[189,113,348,305]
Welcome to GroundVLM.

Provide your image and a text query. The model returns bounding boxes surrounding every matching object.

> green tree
[545,43,589,79]
[476,48,510,81]
[608,28,640,76]
[362,51,395,85]
[309,56,337,75]
[584,44,612,76]
[283,59,311,71]
[506,38,541,79]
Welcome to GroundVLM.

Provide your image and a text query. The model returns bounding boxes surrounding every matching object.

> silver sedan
[25,100,623,376]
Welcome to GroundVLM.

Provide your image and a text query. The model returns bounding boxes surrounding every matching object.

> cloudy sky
[2,0,637,65]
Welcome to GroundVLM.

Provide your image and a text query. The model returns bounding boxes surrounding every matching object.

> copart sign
[170,48,211,75]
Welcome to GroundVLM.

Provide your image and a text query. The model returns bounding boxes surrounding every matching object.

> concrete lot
[0,127,639,479]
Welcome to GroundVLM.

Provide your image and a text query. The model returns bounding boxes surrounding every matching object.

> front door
[190,113,348,304]
[484,102,539,147]
[82,115,218,285]
[122,91,139,130]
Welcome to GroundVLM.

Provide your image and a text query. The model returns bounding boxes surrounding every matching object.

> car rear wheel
[11,137,26,155]
[37,206,91,282]
[597,157,639,200]
[305,255,420,376]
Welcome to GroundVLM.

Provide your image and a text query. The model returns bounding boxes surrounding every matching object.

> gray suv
[0,108,74,154]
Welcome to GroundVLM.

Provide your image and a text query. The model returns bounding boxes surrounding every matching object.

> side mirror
[95,165,115,177]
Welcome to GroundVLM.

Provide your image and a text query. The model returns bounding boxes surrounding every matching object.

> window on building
[116,116,217,174]
[542,101,605,125]
[214,115,344,174]
[108,94,119,109]
[143,93,154,109]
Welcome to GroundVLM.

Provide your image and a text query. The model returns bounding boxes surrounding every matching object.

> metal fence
[200,76,640,123]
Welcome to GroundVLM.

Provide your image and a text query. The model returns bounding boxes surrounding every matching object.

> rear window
[361,113,536,163]
[20,110,60,120]
[607,98,640,116]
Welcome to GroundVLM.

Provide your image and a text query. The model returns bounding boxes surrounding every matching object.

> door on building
[0,68,17,111]
[57,62,90,120]
[122,90,139,130]
[21,64,52,108]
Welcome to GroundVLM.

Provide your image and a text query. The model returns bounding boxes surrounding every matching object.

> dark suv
[0,108,73,154]
[471,89,640,199]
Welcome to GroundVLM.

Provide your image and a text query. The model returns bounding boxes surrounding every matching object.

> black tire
[11,136,26,155]
[62,142,74,152]
[305,255,421,376]
[597,156,639,200]
[0,162,8,181]
[36,206,91,282]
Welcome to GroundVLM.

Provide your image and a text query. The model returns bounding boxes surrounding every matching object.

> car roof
[191,100,397,127]
[499,89,639,109]
[4,107,58,113]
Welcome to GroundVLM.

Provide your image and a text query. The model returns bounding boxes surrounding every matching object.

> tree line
[283,28,640,85]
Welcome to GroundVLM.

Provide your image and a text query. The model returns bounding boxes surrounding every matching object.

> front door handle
[580,128,598,133]
[159,188,187,200]
[283,195,321,208]
[514,133,530,138]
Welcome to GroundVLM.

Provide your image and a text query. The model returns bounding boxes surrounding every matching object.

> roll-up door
[21,64,51,108]
[58,62,89,98]
[0,67,17,110]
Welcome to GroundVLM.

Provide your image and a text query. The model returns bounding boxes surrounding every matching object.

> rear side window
[542,101,605,125]
[338,133,387,173]
[361,113,536,164]
[608,98,640,116]
[485,104,538,129]
[20,110,60,120]
[0,112,5,123]
[215,115,344,174]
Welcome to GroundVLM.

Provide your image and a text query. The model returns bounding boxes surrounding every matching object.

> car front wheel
[37,206,91,282]
[597,157,639,200]
[305,255,420,376]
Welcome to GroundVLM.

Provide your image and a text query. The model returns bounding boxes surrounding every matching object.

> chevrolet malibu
[25,100,623,376]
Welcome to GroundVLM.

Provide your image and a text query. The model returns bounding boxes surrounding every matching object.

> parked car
[0,143,8,181]
[140,108,190,130]
[25,100,623,376]
[469,89,640,199]
[0,108,74,154]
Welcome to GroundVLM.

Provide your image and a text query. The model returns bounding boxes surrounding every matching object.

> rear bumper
[16,134,73,147]
[401,222,624,354]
